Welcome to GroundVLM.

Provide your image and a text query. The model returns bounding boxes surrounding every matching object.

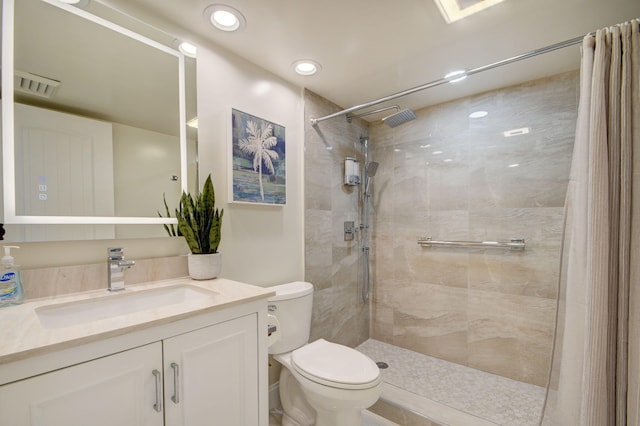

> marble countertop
[0,277,274,364]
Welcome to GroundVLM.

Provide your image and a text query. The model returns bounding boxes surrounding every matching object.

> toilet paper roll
[267,314,280,347]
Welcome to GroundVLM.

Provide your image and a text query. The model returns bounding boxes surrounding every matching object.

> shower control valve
[344,221,356,241]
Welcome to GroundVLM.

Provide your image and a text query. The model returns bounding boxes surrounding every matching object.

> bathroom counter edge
[0,277,275,364]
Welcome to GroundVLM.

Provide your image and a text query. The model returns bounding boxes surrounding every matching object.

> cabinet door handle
[170,362,180,404]
[152,369,162,412]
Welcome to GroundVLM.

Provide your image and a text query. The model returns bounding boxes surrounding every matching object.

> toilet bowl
[268,282,382,426]
[276,339,382,426]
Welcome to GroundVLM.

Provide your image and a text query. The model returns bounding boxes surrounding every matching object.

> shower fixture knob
[344,221,356,241]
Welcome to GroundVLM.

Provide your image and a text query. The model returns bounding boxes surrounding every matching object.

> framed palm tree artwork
[230,108,286,205]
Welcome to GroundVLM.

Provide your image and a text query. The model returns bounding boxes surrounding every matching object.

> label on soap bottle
[0,271,19,300]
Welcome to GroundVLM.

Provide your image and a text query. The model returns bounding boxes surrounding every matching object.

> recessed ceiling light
[214,11,237,27]
[469,110,488,118]
[445,70,467,83]
[204,4,246,32]
[177,41,197,58]
[292,59,322,76]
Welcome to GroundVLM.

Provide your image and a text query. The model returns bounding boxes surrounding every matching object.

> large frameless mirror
[0,0,198,242]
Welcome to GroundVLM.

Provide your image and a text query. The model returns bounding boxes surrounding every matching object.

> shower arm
[346,105,399,122]
[309,34,587,126]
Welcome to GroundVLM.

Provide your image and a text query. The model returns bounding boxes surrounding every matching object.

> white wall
[196,45,305,286]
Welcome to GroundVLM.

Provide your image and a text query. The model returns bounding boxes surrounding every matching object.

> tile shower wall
[368,71,578,386]
[304,89,370,347]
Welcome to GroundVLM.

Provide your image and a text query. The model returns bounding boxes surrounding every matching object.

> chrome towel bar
[417,237,526,251]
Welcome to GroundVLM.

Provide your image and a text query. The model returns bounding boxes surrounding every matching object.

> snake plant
[175,174,223,254]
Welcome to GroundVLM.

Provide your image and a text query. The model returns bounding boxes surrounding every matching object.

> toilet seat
[291,339,381,390]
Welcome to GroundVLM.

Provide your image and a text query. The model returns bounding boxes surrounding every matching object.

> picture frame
[229,108,286,205]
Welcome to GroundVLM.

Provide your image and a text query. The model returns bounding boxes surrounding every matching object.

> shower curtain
[541,19,639,426]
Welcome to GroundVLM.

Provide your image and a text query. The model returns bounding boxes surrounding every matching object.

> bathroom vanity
[0,278,274,426]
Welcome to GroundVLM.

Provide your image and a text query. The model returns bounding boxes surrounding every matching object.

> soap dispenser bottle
[0,246,24,306]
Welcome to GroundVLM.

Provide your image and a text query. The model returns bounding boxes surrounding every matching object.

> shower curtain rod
[309,34,588,126]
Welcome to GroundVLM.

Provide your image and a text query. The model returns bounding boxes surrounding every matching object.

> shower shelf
[417,237,526,251]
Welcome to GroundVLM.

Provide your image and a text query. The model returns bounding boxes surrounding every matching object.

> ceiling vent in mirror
[14,70,61,98]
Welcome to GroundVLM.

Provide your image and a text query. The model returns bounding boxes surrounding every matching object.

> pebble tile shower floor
[356,339,546,426]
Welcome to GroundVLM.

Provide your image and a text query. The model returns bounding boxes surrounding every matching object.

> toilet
[268,281,382,426]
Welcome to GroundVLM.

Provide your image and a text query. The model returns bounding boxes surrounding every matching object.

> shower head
[366,161,379,177]
[364,162,379,195]
[382,108,417,128]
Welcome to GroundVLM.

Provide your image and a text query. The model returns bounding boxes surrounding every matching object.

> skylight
[434,0,508,23]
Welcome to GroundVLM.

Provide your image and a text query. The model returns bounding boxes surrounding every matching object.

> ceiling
[100,0,640,120]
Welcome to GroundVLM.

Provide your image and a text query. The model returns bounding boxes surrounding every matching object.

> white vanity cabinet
[0,285,269,426]
[0,342,164,426]
[163,313,258,425]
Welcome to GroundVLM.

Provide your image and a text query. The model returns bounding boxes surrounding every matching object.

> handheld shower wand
[360,160,378,302]
[364,161,379,196]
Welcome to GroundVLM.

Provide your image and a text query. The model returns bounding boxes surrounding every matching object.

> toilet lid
[291,339,381,390]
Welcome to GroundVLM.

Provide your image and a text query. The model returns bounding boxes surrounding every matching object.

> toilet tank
[268,281,314,355]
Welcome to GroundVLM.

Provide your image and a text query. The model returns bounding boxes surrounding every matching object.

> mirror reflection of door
[15,104,115,218]
[14,104,116,241]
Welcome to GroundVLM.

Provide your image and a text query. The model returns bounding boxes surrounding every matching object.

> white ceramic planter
[187,252,222,280]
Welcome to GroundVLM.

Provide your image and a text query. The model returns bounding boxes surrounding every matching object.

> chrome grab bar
[418,236,526,251]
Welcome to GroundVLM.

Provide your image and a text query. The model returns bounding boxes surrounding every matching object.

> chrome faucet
[107,247,135,291]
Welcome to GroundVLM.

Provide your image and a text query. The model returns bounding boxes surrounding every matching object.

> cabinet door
[163,314,259,426]
[0,342,163,426]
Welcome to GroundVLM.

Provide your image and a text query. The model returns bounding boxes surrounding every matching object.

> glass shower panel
[363,70,578,425]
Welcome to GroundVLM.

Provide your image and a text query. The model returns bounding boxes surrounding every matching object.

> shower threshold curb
[382,383,500,426]
[362,409,400,426]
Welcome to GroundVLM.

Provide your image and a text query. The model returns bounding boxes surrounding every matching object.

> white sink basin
[36,285,217,329]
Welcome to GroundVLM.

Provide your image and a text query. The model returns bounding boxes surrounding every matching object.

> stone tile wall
[303,89,370,347]
[368,71,578,386]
